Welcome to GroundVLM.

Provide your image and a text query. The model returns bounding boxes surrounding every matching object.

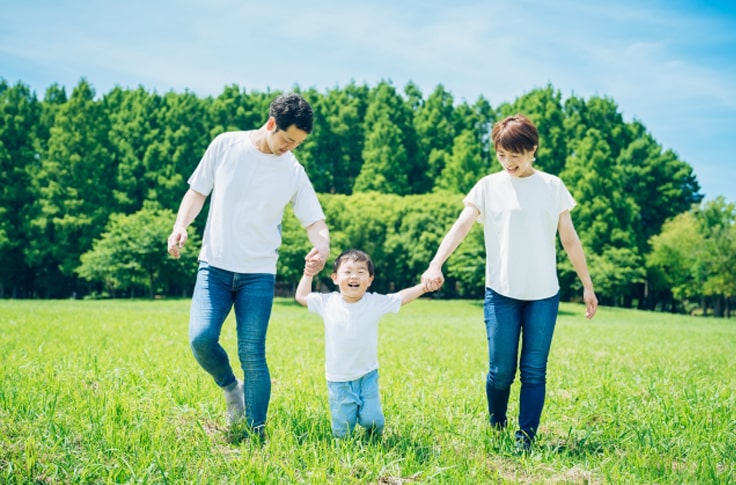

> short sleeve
[291,167,325,227]
[187,134,224,196]
[374,293,402,315]
[463,177,486,223]
[558,179,576,214]
[306,292,326,317]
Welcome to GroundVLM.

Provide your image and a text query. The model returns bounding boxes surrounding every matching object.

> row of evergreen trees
[1,78,733,315]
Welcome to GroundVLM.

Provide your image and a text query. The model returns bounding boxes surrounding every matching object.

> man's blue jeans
[483,287,560,439]
[189,262,275,428]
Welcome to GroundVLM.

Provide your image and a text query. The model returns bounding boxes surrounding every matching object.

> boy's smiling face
[331,259,374,303]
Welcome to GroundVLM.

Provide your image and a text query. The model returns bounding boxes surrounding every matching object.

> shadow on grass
[482,426,608,459]
[224,422,266,446]
[558,308,578,317]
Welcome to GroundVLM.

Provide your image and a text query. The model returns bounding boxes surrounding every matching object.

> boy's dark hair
[491,113,539,154]
[269,93,313,134]
[332,249,374,277]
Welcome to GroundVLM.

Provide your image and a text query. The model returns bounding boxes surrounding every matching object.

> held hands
[421,280,440,293]
[167,226,188,259]
[303,247,327,277]
[421,266,445,292]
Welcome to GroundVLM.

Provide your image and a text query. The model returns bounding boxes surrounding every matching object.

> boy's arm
[398,282,429,306]
[295,273,313,307]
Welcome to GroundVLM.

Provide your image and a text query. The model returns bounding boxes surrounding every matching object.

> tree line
[0,78,733,316]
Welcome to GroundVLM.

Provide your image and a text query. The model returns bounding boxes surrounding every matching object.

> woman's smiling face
[496,146,537,178]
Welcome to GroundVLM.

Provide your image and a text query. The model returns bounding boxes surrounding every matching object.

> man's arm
[305,219,330,273]
[167,188,207,258]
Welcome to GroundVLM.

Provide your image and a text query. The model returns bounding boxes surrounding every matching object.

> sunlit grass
[0,298,734,484]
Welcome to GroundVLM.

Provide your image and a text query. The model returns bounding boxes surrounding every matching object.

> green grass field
[0,298,734,484]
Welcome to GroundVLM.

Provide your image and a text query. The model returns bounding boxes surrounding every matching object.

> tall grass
[0,298,733,484]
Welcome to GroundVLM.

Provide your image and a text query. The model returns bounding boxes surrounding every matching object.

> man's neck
[250,126,271,154]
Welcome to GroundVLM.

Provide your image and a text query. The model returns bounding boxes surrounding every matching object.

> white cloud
[1,0,734,200]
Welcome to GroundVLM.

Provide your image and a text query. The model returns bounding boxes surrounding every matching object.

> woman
[422,114,598,451]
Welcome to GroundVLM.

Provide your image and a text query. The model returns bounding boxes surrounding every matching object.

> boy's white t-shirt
[188,130,325,274]
[464,170,575,300]
[306,292,402,382]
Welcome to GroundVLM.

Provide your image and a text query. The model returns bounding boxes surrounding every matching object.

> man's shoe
[224,380,244,426]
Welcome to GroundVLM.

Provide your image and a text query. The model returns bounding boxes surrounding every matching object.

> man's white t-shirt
[188,131,325,274]
[306,292,402,382]
[464,170,575,300]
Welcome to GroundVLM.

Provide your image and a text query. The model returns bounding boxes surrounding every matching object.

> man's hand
[167,226,188,259]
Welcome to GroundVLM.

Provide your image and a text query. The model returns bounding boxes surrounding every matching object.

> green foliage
[354,82,414,195]
[435,129,487,193]
[76,203,199,298]
[412,84,458,189]
[648,197,736,316]
[277,192,483,297]
[354,115,410,194]
[24,80,116,296]
[0,81,41,295]
[0,76,731,316]
[299,84,369,194]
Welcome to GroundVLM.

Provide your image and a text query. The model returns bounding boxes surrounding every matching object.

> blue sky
[2,0,735,203]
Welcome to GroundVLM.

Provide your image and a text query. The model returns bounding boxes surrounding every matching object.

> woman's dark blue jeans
[483,287,560,440]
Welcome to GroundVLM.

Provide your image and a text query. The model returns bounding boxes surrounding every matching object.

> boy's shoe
[224,380,245,426]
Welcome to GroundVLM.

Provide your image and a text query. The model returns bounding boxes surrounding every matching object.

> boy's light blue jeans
[327,369,384,438]
[189,261,275,429]
[483,287,560,440]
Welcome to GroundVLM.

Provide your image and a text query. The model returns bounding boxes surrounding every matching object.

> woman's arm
[422,205,479,288]
[558,210,598,319]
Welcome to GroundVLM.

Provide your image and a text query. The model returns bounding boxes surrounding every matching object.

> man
[167,93,329,438]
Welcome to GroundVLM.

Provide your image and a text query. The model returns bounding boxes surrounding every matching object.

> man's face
[265,119,308,155]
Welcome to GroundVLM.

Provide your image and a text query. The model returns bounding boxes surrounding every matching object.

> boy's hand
[423,279,441,292]
[421,267,444,291]
[304,248,325,277]
[306,247,326,270]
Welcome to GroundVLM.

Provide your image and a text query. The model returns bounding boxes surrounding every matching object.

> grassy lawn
[0,298,734,484]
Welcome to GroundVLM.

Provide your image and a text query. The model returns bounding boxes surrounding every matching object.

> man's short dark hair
[270,93,313,134]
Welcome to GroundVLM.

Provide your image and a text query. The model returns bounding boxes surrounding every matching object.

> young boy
[295,249,435,438]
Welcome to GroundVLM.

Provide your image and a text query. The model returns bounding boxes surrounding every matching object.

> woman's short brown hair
[491,114,539,154]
